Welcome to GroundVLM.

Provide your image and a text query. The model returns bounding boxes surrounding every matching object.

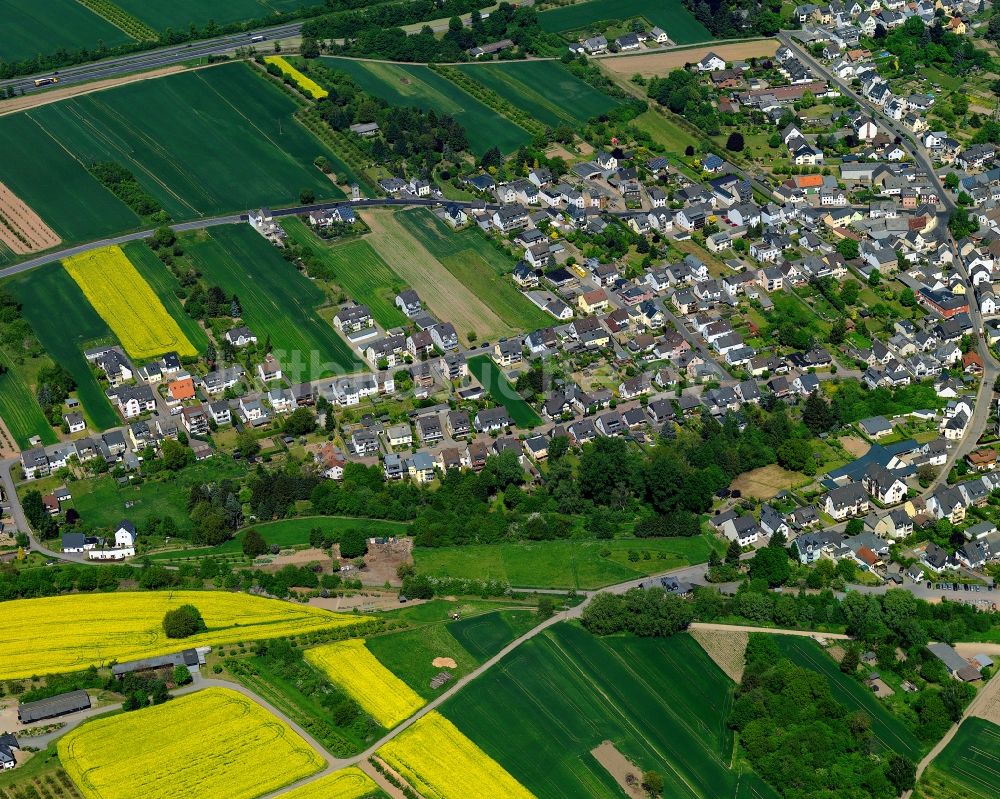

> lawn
[69,457,250,535]
[0,113,140,244]
[538,0,712,44]
[281,217,409,329]
[773,636,923,760]
[184,224,365,379]
[114,0,311,31]
[915,717,1000,799]
[122,241,209,354]
[0,352,56,447]
[15,63,342,225]
[321,57,530,155]
[447,609,537,661]
[367,624,479,700]
[147,515,411,561]
[395,208,551,332]
[5,263,121,431]
[467,355,541,428]
[413,535,720,589]
[631,108,699,155]
[442,625,778,799]
[59,688,324,799]
[455,60,621,127]
[1,0,134,63]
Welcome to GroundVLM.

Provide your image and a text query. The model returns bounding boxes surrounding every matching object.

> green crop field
[443,625,778,799]
[414,535,720,589]
[1,0,134,63]
[281,217,409,329]
[915,718,1000,799]
[14,63,342,227]
[5,264,121,431]
[773,636,922,760]
[122,241,209,354]
[539,0,712,45]
[456,61,621,127]
[113,0,312,31]
[148,515,411,561]
[396,209,551,332]
[321,57,529,155]
[447,609,537,661]
[367,625,479,699]
[183,224,365,379]
[0,353,56,448]
[0,114,140,244]
[467,355,542,428]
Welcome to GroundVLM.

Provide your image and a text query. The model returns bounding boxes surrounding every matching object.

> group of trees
[581,587,694,637]
[684,0,782,39]
[646,69,721,136]
[730,636,916,799]
[35,363,75,427]
[187,478,244,545]
[879,15,988,77]
[162,603,206,638]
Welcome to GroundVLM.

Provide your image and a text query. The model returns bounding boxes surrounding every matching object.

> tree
[339,527,368,559]
[642,770,664,797]
[161,438,191,471]
[725,132,745,152]
[949,207,979,239]
[748,546,791,587]
[172,664,192,686]
[299,188,316,204]
[944,172,960,190]
[887,754,916,793]
[163,605,207,639]
[537,596,555,620]
[480,146,503,170]
[836,237,859,260]
[840,645,860,674]
[803,390,837,436]
[725,539,741,565]
[283,407,316,436]
[242,529,268,558]
[845,518,864,535]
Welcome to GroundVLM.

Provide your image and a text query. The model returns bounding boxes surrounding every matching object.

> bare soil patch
[432,657,458,668]
[591,741,645,799]
[361,536,413,587]
[362,210,511,340]
[840,435,871,458]
[257,547,331,572]
[0,182,61,255]
[366,757,426,799]
[600,40,779,78]
[827,645,847,663]
[730,464,804,499]
[0,65,185,116]
[689,629,749,683]
[309,591,419,613]
[0,413,20,459]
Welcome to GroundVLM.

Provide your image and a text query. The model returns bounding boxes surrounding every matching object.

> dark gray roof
[18,690,91,723]
[111,649,199,677]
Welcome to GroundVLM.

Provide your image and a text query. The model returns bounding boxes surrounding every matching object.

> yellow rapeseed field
[265,56,329,99]
[0,591,369,679]
[280,767,379,799]
[305,639,425,728]
[59,688,324,799]
[378,711,537,799]
[63,245,197,359]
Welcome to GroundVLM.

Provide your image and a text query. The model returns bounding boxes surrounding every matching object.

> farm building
[112,648,206,679]
[926,642,982,682]
[17,689,92,723]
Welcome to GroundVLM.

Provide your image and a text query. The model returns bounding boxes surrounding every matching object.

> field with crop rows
[0,114,139,245]
[184,224,365,378]
[447,609,537,661]
[539,0,712,44]
[280,767,381,799]
[773,636,922,760]
[306,639,426,728]
[281,217,408,329]
[395,209,551,332]
[60,688,324,799]
[414,536,720,589]
[443,625,778,799]
[468,355,542,428]
[379,711,537,799]
[915,718,1000,799]
[321,58,529,155]
[266,55,329,98]
[0,591,368,679]
[122,241,209,353]
[113,0,310,31]
[5,263,120,431]
[1,0,134,63]
[0,353,56,447]
[456,61,621,128]
[10,63,342,227]
[64,246,197,360]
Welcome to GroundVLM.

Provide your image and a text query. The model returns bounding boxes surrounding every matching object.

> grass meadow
[0,352,56,447]
[395,209,551,332]
[443,625,778,799]
[915,718,1000,799]
[6,263,121,431]
[414,535,720,589]
[467,355,542,428]
[1,0,133,63]
[773,636,923,760]
[281,217,409,329]
[184,224,365,378]
[455,60,621,128]
[113,0,310,31]
[321,57,529,155]
[447,609,537,661]
[538,0,712,44]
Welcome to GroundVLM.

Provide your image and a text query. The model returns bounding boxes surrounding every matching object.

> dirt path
[361,757,423,799]
[591,741,645,798]
[688,622,851,640]
[599,39,779,78]
[362,209,511,341]
[0,65,186,116]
